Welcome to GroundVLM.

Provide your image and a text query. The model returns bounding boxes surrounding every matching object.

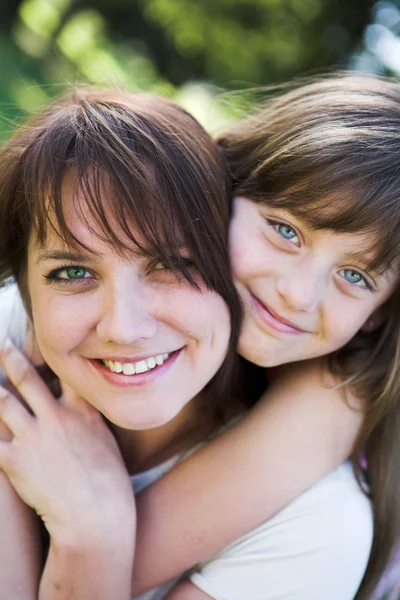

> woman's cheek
[162,288,230,346]
[33,295,95,354]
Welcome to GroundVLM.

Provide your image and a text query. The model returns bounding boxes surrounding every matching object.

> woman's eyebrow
[35,250,101,265]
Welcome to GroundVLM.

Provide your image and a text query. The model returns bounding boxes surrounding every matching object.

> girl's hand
[0,339,135,544]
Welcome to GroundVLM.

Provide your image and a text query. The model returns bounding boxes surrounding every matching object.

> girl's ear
[361,306,387,333]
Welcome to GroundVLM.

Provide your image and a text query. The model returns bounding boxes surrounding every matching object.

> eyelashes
[43,264,93,287]
[266,219,300,246]
[43,257,198,288]
[338,269,373,291]
[147,257,196,273]
[264,217,375,292]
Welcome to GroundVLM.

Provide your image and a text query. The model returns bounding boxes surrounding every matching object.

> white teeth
[102,352,170,376]
[155,354,164,365]
[122,363,135,375]
[135,360,148,374]
[146,357,156,369]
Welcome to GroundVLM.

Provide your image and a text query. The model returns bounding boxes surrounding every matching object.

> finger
[0,340,54,418]
[0,440,13,472]
[0,385,33,437]
[0,418,12,442]
[60,382,98,416]
[22,327,45,366]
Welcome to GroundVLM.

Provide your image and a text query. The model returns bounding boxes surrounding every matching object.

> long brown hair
[219,74,400,599]
[0,87,242,419]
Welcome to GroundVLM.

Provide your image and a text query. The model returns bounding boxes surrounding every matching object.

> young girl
[111,75,400,600]
[0,77,398,599]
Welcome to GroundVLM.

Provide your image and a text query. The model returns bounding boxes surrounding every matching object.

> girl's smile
[250,293,311,335]
[230,196,398,367]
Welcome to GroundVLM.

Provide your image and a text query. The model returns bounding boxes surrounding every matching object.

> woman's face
[229,196,398,367]
[27,178,231,430]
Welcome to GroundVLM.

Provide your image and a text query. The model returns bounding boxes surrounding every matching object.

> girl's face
[230,196,398,367]
[27,179,231,430]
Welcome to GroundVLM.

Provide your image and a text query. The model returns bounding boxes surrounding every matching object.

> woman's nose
[96,280,158,345]
[275,262,325,313]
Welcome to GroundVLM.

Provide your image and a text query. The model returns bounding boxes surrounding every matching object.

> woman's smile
[88,349,182,388]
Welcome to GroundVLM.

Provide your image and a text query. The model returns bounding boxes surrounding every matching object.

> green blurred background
[1,0,400,138]
[1,1,400,597]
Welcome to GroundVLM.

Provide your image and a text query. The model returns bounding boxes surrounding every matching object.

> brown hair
[0,87,242,420]
[219,74,400,599]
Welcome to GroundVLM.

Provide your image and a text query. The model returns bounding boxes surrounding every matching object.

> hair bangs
[269,170,400,273]
[237,151,400,274]
[19,94,226,290]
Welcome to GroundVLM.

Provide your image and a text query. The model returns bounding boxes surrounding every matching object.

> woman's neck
[110,392,218,474]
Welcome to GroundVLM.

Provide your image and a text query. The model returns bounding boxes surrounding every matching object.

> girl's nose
[275,261,325,313]
[96,279,158,345]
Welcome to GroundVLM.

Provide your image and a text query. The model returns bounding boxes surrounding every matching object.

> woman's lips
[250,293,308,335]
[88,349,181,388]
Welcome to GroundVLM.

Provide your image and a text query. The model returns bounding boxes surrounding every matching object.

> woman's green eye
[151,261,167,271]
[149,257,195,274]
[43,265,92,286]
[60,267,89,280]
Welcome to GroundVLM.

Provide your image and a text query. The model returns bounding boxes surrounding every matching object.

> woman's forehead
[32,172,186,258]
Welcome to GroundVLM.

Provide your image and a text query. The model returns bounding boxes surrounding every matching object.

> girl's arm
[0,420,42,600]
[131,358,364,595]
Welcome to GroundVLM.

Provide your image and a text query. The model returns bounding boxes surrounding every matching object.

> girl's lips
[88,349,181,388]
[250,293,308,335]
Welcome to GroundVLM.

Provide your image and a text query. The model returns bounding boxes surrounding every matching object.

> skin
[0,191,398,599]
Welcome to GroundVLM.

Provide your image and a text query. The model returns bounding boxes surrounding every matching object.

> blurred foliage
[0,2,399,598]
[0,0,381,138]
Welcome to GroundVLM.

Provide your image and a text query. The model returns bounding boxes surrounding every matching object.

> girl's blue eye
[275,222,299,243]
[339,269,370,289]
